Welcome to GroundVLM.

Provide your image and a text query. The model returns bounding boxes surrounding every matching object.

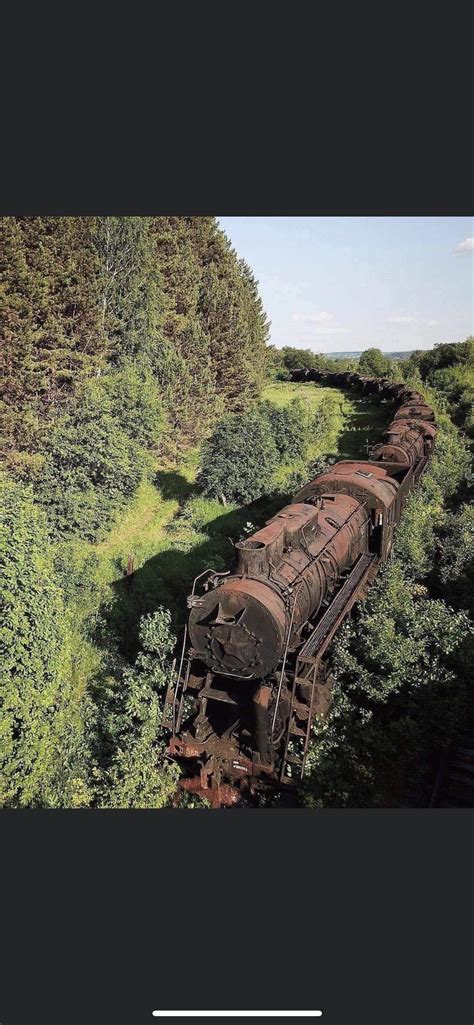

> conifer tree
[191,219,269,410]
[1,217,107,451]
[151,217,220,439]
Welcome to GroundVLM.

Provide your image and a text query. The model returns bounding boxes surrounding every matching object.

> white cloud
[387,314,440,328]
[292,310,334,323]
[454,237,474,254]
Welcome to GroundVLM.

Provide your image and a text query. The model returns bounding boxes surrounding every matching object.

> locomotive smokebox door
[188,578,287,679]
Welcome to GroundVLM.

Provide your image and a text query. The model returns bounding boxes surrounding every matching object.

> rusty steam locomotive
[163,370,436,805]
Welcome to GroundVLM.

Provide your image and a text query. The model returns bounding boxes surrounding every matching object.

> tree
[0,217,108,452]
[198,407,279,504]
[91,216,165,365]
[358,348,391,377]
[151,217,220,439]
[194,219,269,411]
[280,347,331,372]
[34,378,148,540]
[260,398,308,461]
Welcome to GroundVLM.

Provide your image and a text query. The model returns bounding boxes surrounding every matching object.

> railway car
[163,370,437,806]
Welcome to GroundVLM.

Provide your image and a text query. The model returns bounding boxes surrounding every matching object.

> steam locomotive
[163,370,436,806]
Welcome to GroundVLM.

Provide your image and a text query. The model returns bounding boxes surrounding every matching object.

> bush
[0,474,90,807]
[394,413,471,579]
[197,407,279,504]
[34,392,148,541]
[260,398,308,461]
[438,503,474,613]
[91,609,180,809]
[310,395,340,442]
[303,563,472,807]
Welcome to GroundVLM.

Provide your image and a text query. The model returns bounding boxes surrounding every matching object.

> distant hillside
[327,350,414,361]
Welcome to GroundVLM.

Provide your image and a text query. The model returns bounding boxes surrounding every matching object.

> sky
[217,217,474,353]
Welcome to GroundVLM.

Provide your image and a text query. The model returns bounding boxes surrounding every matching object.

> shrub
[260,398,308,461]
[394,416,471,579]
[0,474,90,806]
[91,609,180,809]
[310,395,340,442]
[34,396,148,541]
[304,563,472,807]
[197,407,279,504]
[438,503,474,613]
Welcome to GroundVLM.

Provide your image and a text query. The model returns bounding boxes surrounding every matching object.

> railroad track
[429,730,474,807]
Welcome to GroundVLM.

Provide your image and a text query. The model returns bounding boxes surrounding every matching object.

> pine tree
[1,217,107,452]
[151,217,220,440]
[192,219,269,410]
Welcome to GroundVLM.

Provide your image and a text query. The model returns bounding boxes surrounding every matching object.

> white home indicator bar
[152,1013,323,1018]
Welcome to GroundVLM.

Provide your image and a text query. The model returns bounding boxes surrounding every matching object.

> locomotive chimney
[235,518,286,576]
[235,537,268,576]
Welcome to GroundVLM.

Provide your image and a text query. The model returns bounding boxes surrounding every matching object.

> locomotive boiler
[188,494,369,680]
[163,370,437,806]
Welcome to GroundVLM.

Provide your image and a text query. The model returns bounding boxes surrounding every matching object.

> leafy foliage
[198,407,279,504]
[33,378,149,541]
[405,338,474,436]
[278,347,333,373]
[260,398,308,461]
[438,503,474,613]
[304,564,472,807]
[358,347,392,377]
[90,609,180,809]
[304,372,473,808]
[394,413,471,579]
[0,475,90,807]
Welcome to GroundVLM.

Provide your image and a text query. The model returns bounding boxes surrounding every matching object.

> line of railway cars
[163,369,436,806]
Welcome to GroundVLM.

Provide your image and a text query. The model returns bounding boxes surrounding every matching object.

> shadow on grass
[336,395,395,460]
[154,469,196,504]
[96,491,286,662]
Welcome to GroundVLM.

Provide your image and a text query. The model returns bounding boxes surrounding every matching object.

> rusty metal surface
[294,460,399,511]
[188,496,368,680]
[394,402,436,422]
[164,367,437,804]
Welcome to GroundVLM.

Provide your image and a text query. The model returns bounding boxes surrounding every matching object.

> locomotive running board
[279,552,377,785]
[299,552,377,662]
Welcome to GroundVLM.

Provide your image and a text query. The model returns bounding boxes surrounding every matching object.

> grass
[59,381,395,693]
[262,380,342,411]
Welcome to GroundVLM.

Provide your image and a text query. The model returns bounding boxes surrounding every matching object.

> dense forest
[1,216,472,808]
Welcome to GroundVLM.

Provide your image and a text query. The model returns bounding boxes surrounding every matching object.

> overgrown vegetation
[396,337,474,436]
[303,355,474,808]
[0,474,90,807]
[0,216,269,808]
[1,215,472,810]
[198,390,345,503]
